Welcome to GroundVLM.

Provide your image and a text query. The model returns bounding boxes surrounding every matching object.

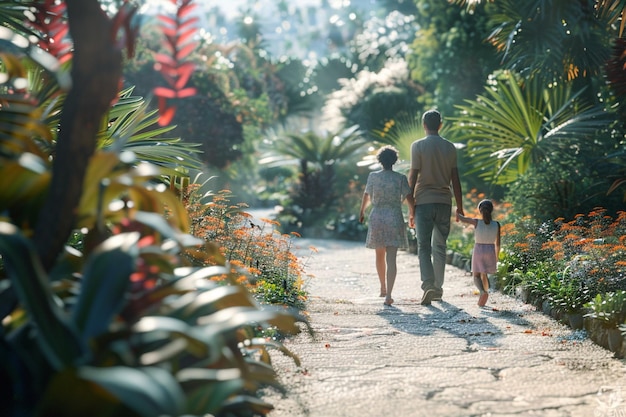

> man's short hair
[422,110,441,131]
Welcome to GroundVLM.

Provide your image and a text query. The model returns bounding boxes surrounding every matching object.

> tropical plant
[449,70,609,184]
[259,124,367,231]
[1,2,310,416]
[482,0,613,84]
[0,215,308,417]
[370,114,423,161]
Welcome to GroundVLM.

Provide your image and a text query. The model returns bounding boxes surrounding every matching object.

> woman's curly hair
[377,145,399,169]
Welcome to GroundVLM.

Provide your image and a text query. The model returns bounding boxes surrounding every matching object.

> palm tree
[449,71,609,184]
[259,124,366,226]
[453,0,621,85]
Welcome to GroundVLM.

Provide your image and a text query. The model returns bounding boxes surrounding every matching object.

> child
[457,199,501,307]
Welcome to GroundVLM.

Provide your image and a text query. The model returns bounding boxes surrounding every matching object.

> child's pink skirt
[472,243,497,274]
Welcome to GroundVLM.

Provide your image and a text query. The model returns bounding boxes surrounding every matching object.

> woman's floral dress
[364,169,411,249]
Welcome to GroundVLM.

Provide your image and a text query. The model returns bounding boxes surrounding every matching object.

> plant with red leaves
[111,1,139,60]
[27,0,73,64]
[153,0,198,126]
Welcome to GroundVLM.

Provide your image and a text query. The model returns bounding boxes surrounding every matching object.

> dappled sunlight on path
[263,238,626,417]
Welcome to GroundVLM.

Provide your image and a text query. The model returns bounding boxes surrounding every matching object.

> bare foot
[478,292,488,307]
[384,297,394,306]
[380,288,387,297]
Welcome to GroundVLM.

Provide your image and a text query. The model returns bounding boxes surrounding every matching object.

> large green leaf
[78,366,185,417]
[167,285,257,322]
[0,222,85,369]
[197,306,302,336]
[72,233,140,343]
[131,316,219,363]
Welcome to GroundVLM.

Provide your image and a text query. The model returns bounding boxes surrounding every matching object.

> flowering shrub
[184,187,309,309]
[500,207,626,312]
[542,209,626,295]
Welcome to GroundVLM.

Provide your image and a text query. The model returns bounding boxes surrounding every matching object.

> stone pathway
[262,238,626,417]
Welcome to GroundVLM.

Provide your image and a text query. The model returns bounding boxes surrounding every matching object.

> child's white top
[475,220,498,244]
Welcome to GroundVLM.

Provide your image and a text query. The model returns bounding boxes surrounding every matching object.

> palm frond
[450,71,609,184]
[596,0,626,37]
[98,88,203,170]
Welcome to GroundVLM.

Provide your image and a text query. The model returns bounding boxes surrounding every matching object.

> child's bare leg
[475,273,489,307]
[473,273,484,292]
[481,273,489,292]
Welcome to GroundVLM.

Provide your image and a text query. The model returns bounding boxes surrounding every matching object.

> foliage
[259,125,367,233]
[500,217,555,271]
[585,291,626,328]
[126,17,318,170]
[322,59,422,141]
[501,208,626,313]
[378,0,418,15]
[184,188,310,310]
[406,0,497,117]
[518,266,556,300]
[0,215,307,417]
[152,0,198,125]
[484,0,613,84]
[370,114,423,161]
[450,70,610,184]
[503,155,624,224]
[1,2,310,416]
[312,55,358,94]
[545,209,626,295]
[550,268,591,313]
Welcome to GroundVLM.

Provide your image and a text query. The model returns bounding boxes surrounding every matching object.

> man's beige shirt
[410,134,458,205]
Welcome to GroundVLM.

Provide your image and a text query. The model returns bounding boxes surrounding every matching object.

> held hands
[456,207,464,222]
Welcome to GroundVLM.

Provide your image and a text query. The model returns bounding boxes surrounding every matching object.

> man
[408,110,464,306]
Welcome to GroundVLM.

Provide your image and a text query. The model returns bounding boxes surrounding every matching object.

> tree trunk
[34,0,122,271]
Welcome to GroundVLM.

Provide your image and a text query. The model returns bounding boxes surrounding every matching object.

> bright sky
[208,0,322,18]
[141,0,323,19]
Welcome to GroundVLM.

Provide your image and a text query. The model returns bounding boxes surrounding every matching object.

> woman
[359,146,415,306]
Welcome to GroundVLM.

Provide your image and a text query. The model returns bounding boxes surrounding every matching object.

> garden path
[262,238,626,417]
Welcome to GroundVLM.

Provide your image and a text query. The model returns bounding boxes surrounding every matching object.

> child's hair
[478,199,494,223]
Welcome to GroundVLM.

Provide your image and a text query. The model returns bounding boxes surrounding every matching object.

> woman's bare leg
[384,247,398,305]
[375,247,386,296]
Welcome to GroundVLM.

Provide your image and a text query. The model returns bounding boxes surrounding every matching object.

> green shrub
[585,291,626,328]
